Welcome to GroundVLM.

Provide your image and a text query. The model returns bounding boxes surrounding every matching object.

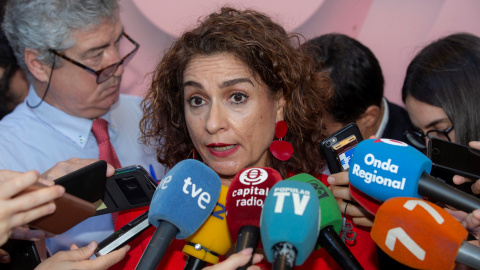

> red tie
[91,118,122,169]
[92,119,155,270]
[91,118,120,225]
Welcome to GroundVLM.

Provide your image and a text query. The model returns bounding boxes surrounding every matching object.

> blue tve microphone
[135,159,221,270]
[260,180,320,269]
[349,138,480,213]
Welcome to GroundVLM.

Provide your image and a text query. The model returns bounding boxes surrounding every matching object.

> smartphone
[94,211,152,257]
[427,138,480,194]
[95,165,157,216]
[17,183,97,235]
[54,160,107,203]
[0,239,40,270]
[320,123,363,174]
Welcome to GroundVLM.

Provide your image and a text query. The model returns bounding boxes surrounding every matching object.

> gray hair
[3,0,120,79]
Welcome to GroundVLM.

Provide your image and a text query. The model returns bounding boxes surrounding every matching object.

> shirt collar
[375,97,389,138]
[26,85,113,148]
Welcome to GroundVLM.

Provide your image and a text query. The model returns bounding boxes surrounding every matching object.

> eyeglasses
[48,32,139,84]
[404,125,454,150]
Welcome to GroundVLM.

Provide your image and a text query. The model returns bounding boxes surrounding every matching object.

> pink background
[119,0,480,107]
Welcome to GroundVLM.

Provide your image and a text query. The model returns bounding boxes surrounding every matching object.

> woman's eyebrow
[220,78,254,88]
[425,117,450,129]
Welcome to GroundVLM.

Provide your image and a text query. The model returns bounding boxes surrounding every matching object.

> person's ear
[275,94,286,122]
[358,105,380,128]
[24,49,51,83]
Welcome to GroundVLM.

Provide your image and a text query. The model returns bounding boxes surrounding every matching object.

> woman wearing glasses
[401,33,480,240]
[402,33,480,192]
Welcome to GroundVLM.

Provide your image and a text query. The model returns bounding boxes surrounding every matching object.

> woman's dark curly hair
[140,6,332,178]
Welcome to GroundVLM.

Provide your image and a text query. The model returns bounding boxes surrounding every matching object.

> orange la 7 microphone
[371,197,480,270]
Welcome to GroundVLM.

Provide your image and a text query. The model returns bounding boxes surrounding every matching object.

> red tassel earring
[192,148,197,159]
[269,120,294,161]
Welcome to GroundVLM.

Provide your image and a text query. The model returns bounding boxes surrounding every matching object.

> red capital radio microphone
[348,138,480,213]
[182,185,233,270]
[225,167,283,269]
[371,197,480,270]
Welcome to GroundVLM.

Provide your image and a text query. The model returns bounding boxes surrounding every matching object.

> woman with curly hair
[138,6,378,269]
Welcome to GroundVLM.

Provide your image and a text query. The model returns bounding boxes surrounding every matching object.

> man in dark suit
[303,33,412,142]
[304,33,415,269]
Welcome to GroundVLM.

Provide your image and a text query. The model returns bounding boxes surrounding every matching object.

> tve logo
[272,187,311,215]
[158,174,212,209]
[239,168,268,186]
[182,177,211,209]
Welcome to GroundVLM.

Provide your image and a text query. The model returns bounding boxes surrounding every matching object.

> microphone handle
[135,221,178,270]
[457,241,480,269]
[184,256,207,270]
[272,242,297,270]
[317,226,364,270]
[235,225,260,270]
[418,173,480,213]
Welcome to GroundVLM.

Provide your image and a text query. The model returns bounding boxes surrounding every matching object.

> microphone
[135,159,222,270]
[260,180,320,269]
[371,197,480,269]
[349,138,480,213]
[225,167,282,269]
[182,185,233,270]
[288,173,363,270]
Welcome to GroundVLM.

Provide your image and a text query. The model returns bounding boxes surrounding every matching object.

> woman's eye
[230,92,248,104]
[188,96,205,107]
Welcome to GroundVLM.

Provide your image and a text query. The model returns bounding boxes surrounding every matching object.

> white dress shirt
[0,86,165,254]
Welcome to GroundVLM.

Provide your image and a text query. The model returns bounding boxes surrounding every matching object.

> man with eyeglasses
[0,0,165,268]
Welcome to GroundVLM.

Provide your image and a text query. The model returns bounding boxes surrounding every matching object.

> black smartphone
[427,138,480,194]
[320,123,363,174]
[54,160,107,203]
[14,182,97,235]
[95,165,158,216]
[94,211,152,257]
[0,239,40,270]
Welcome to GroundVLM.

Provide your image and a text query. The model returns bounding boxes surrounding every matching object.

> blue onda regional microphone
[349,139,480,213]
[260,180,320,269]
[135,159,221,270]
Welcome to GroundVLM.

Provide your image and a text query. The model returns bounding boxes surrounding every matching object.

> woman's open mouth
[207,144,239,157]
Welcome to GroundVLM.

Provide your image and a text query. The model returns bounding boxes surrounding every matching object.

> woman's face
[405,95,456,148]
[183,53,285,186]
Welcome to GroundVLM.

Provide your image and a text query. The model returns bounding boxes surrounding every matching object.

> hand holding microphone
[201,248,263,270]
[371,197,480,270]
[135,159,222,270]
[327,171,375,227]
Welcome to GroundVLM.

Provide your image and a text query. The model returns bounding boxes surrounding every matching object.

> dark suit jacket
[380,100,413,143]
